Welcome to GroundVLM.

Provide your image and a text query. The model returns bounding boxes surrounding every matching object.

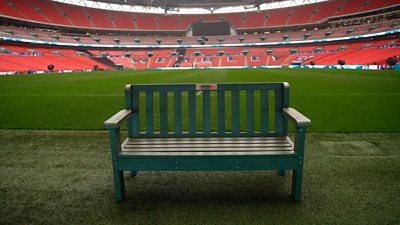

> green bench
[104,82,311,202]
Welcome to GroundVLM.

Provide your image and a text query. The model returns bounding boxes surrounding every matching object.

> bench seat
[120,137,295,156]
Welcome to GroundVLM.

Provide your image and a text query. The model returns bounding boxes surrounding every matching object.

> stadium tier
[0,0,399,30]
[0,0,399,73]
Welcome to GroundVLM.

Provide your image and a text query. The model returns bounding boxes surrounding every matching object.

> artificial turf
[0,130,399,225]
[0,68,399,131]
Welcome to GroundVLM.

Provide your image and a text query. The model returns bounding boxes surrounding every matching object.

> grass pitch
[0,68,399,131]
[0,69,400,224]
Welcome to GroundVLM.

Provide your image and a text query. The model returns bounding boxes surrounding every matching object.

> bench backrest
[125,82,290,138]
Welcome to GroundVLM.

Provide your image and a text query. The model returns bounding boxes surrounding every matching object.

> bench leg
[277,170,286,176]
[291,169,303,202]
[113,170,126,202]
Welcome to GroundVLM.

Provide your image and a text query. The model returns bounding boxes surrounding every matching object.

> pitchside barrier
[104,82,311,202]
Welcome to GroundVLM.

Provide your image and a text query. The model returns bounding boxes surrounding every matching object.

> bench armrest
[283,108,311,127]
[104,109,132,129]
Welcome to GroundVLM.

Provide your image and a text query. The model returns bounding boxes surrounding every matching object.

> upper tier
[0,0,398,31]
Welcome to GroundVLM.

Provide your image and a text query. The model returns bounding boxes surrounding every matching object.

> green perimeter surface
[0,130,399,225]
[0,69,399,131]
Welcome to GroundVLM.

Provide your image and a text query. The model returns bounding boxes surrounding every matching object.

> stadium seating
[1,0,399,73]
[0,0,398,30]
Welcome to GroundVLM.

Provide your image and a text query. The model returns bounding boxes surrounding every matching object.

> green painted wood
[188,90,196,135]
[130,132,282,138]
[174,91,182,135]
[274,88,283,135]
[217,90,225,134]
[292,126,306,202]
[125,85,134,137]
[246,90,254,134]
[232,90,240,134]
[218,83,282,91]
[282,83,290,136]
[202,90,211,134]
[118,156,298,171]
[107,83,310,202]
[260,90,269,134]
[109,128,125,201]
[145,91,154,135]
[131,89,140,136]
[132,84,195,92]
[159,91,168,135]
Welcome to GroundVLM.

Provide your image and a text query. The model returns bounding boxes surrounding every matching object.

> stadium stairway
[173,48,186,67]
[82,50,116,69]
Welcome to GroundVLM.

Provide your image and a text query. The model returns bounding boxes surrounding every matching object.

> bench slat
[119,150,295,156]
[132,90,140,136]
[174,91,182,135]
[261,90,269,134]
[246,90,254,134]
[146,91,154,135]
[217,90,225,134]
[126,142,290,147]
[188,90,196,135]
[203,90,211,134]
[275,88,283,135]
[232,90,240,134]
[122,137,294,153]
[160,91,168,135]
[126,137,287,141]
[126,138,288,144]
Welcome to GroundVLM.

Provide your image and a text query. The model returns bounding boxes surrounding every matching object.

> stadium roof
[53,0,327,14]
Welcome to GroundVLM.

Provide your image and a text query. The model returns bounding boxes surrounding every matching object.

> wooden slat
[128,137,287,141]
[145,91,154,135]
[232,90,240,134]
[188,90,196,135]
[246,90,254,134]
[123,136,294,152]
[132,84,195,92]
[217,90,225,134]
[126,86,134,137]
[202,90,211,134]
[159,91,168,135]
[126,144,291,149]
[124,147,293,152]
[131,90,140,136]
[261,90,269,134]
[174,91,182,135]
[120,150,295,156]
[128,138,288,144]
[275,88,283,135]
[217,83,283,91]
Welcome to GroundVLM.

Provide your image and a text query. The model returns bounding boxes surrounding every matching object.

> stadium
[0,0,400,224]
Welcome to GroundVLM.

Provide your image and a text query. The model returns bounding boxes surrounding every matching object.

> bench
[104,82,311,202]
